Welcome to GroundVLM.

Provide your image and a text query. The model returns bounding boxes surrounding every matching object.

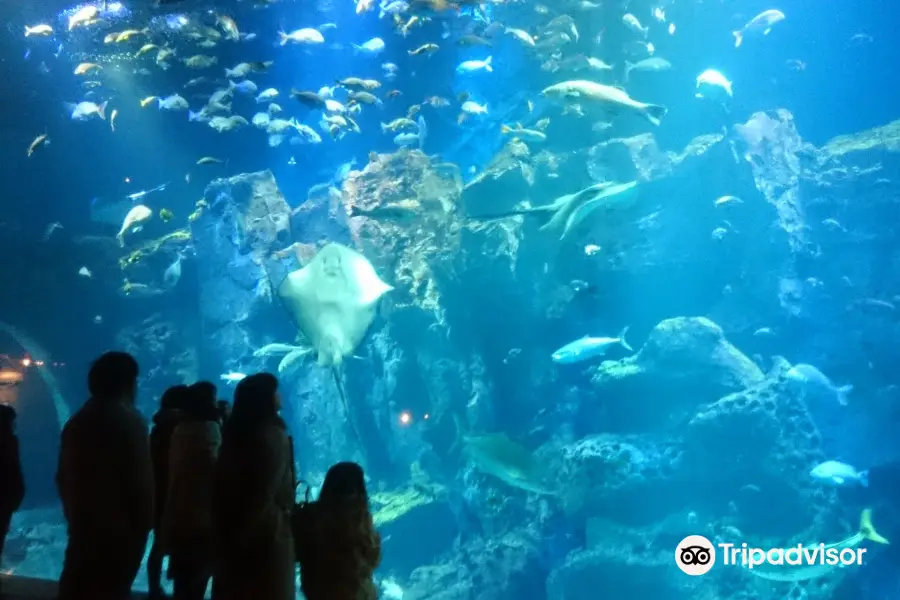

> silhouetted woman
[297,461,381,600]
[212,373,295,600]
[0,404,24,573]
[162,381,221,600]
[148,384,189,600]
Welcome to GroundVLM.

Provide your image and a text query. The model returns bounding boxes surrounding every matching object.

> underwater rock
[460,140,533,215]
[335,150,479,473]
[685,359,840,539]
[290,181,352,246]
[546,540,702,600]
[190,170,292,373]
[116,313,198,416]
[370,480,455,578]
[586,132,674,183]
[403,528,543,600]
[591,316,764,432]
[559,434,684,525]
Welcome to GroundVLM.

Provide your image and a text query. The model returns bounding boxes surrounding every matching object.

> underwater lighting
[398,411,412,426]
[21,358,31,367]
[164,14,190,30]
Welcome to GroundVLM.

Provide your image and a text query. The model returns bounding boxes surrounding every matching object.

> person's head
[88,351,139,404]
[183,381,220,422]
[319,461,368,505]
[160,384,190,412]
[0,403,16,435]
[228,372,281,430]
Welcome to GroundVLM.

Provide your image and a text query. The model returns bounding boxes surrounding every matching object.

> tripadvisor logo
[674,535,867,576]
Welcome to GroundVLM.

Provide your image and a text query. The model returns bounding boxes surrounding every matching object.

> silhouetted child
[0,404,24,573]
[297,461,381,600]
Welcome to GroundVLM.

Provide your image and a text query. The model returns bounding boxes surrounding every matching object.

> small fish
[256,88,279,103]
[110,109,118,132]
[551,327,633,364]
[68,6,98,31]
[408,43,438,56]
[42,222,62,241]
[197,157,225,165]
[220,372,247,384]
[715,195,742,206]
[353,37,385,54]
[623,13,648,37]
[27,133,49,157]
[163,255,182,287]
[25,24,53,37]
[253,343,304,357]
[500,123,546,143]
[136,43,158,56]
[624,57,671,81]
[78,266,92,278]
[116,205,153,247]
[696,69,733,98]
[279,28,325,45]
[461,100,487,115]
[584,244,601,255]
[157,94,189,110]
[378,0,409,19]
[73,62,102,75]
[67,101,107,121]
[217,15,240,40]
[786,363,853,406]
[810,461,867,487]
[457,56,493,73]
[733,9,786,48]
[505,28,535,46]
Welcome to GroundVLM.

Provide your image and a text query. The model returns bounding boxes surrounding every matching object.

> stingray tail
[332,367,364,449]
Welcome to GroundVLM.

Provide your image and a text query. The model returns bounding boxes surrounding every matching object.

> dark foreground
[0,574,149,599]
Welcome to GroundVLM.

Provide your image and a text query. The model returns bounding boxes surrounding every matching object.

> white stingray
[277,242,393,368]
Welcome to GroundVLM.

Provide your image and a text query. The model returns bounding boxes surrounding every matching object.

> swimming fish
[810,461,868,487]
[551,327,633,364]
[786,363,853,406]
[733,9,786,48]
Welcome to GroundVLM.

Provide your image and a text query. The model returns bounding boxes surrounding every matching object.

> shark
[743,508,889,582]
[470,180,639,240]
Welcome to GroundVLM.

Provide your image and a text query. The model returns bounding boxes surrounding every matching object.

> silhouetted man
[57,351,154,600]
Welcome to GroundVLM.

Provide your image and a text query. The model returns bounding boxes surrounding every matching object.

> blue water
[0,0,898,597]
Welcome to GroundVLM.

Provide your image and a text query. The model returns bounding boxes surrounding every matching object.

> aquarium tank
[0,0,899,597]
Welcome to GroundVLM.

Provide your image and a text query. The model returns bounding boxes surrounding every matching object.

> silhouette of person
[162,381,221,600]
[212,373,296,600]
[56,351,154,600]
[148,384,189,599]
[0,404,24,574]
[296,461,381,600]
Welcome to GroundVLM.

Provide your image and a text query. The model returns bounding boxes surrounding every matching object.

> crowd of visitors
[0,350,382,600]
